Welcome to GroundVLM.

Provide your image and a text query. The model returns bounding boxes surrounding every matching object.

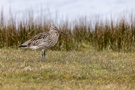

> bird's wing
[28,32,50,46]
[19,32,50,47]
[31,32,50,41]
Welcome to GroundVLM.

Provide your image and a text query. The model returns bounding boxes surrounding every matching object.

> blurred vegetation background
[0,10,135,52]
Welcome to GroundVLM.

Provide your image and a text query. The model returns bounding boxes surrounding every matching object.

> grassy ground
[0,48,135,90]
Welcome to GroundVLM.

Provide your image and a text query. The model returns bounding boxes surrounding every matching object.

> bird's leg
[41,49,46,62]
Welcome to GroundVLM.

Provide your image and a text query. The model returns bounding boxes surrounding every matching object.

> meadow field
[0,48,135,90]
[0,11,135,89]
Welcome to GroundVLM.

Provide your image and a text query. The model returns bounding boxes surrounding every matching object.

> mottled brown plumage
[19,26,60,49]
[19,26,64,62]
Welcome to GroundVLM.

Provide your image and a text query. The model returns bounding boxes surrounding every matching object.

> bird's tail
[19,39,31,48]
[19,45,28,47]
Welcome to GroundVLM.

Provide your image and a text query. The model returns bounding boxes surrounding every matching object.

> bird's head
[50,26,65,35]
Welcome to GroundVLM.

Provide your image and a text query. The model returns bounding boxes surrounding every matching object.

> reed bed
[0,10,135,52]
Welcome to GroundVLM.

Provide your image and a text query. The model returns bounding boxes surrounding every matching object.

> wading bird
[19,26,65,62]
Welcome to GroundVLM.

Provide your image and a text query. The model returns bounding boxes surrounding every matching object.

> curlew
[19,26,65,62]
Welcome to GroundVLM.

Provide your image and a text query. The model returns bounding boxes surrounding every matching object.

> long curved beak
[56,28,66,35]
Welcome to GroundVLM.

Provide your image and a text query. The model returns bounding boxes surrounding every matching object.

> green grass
[0,48,135,90]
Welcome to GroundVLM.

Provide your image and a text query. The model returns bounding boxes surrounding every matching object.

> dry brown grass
[0,48,135,90]
[0,10,135,51]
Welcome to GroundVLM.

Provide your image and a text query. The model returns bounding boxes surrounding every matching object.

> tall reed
[0,10,135,52]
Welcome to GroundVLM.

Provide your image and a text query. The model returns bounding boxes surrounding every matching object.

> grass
[0,9,135,90]
[0,10,135,51]
[0,48,135,90]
